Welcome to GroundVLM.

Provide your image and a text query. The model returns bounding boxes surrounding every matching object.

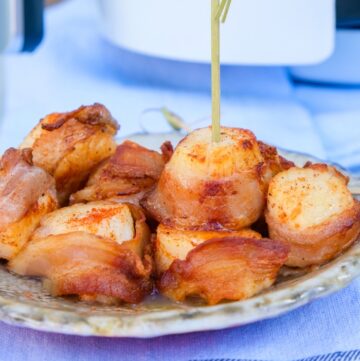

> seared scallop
[159,234,289,305]
[155,224,262,275]
[143,127,268,230]
[20,103,119,204]
[9,201,152,304]
[0,148,58,259]
[265,163,360,267]
[70,140,173,206]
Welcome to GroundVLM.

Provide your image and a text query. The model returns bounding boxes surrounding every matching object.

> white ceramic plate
[0,132,359,338]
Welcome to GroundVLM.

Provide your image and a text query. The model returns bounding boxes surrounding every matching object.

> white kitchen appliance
[0,0,43,53]
[0,0,43,126]
[98,0,335,65]
[290,0,360,85]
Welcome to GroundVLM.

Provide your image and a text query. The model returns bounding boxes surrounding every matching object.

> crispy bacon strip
[40,103,119,131]
[70,140,173,205]
[22,104,118,175]
[9,232,152,303]
[0,148,56,229]
[9,205,153,304]
[258,141,295,185]
[154,224,262,275]
[100,140,172,179]
[159,237,289,305]
[20,104,119,204]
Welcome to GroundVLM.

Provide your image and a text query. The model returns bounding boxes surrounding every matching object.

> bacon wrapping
[258,141,295,184]
[143,127,269,231]
[70,140,173,206]
[159,236,289,305]
[266,163,360,267]
[155,224,262,275]
[9,202,153,304]
[0,148,58,259]
[20,103,119,204]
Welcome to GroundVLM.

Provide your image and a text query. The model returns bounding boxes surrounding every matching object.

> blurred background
[1,0,360,173]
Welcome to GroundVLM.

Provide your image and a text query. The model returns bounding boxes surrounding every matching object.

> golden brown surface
[20,104,119,204]
[9,202,152,303]
[155,224,262,275]
[266,163,360,267]
[3,115,359,306]
[143,127,268,230]
[258,141,295,185]
[159,237,289,305]
[70,140,173,205]
[0,148,58,259]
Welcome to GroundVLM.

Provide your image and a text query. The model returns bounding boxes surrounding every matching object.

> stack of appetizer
[0,104,359,305]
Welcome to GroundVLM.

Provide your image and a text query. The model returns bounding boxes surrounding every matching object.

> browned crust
[122,203,152,257]
[304,162,350,184]
[70,141,172,204]
[265,200,360,267]
[40,103,119,131]
[47,242,152,304]
[143,167,266,231]
[30,104,118,175]
[279,155,296,171]
[98,140,168,180]
[22,104,119,204]
[9,205,153,304]
[0,192,58,260]
[0,148,33,169]
[159,237,289,305]
[0,148,57,229]
[160,141,174,162]
[154,225,262,275]
[258,141,295,180]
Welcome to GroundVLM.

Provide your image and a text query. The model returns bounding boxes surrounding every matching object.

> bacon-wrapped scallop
[143,127,269,230]
[70,140,173,206]
[156,225,289,305]
[20,103,119,204]
[155,224,262,275]
[0,148,58,260]
[265,164,360,267]
[9,201,152,304]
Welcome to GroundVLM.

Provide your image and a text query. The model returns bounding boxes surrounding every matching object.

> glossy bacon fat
[9,201,152,303]
[70,140,173,205]
[266,163,360,267]
[159,236,289,305]
[0,148,58,259]
[20,103,119,204]
[144,127,268,230]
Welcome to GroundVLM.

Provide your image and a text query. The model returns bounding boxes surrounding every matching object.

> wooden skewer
[211,0,221,143]
[211,0,232,143]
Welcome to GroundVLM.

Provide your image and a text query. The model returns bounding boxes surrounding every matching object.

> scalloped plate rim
[0,132,357,338]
